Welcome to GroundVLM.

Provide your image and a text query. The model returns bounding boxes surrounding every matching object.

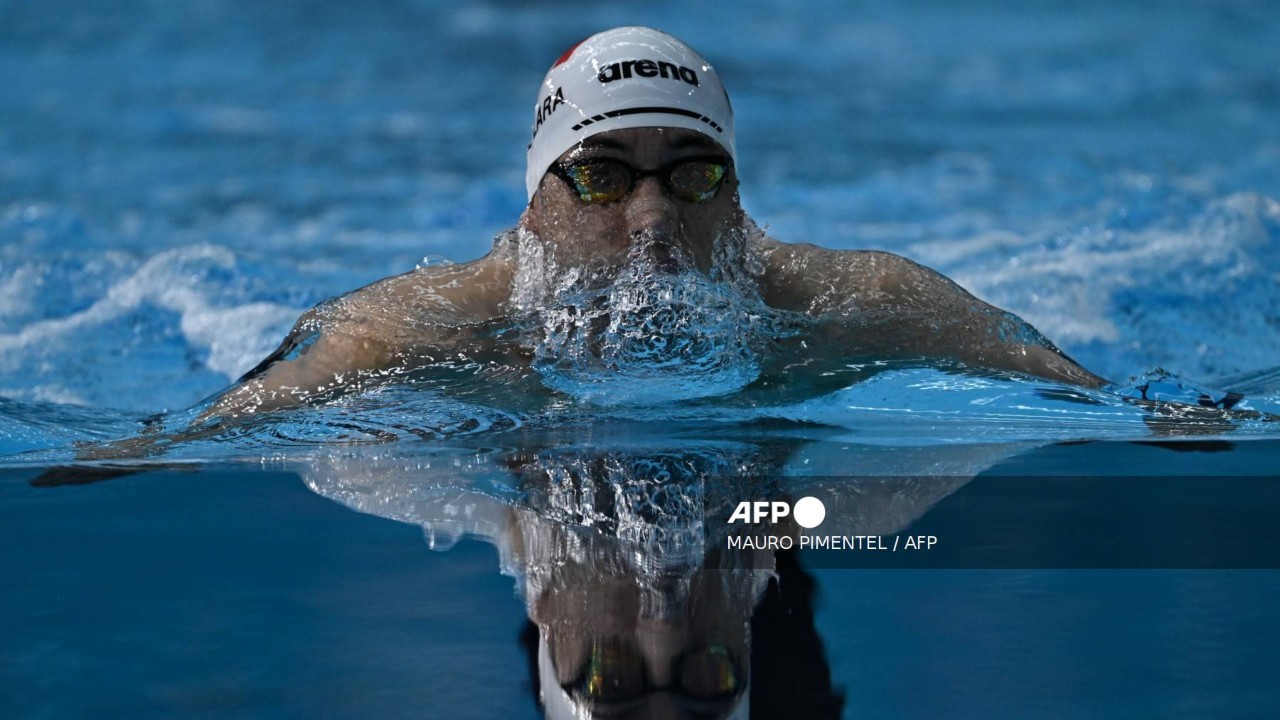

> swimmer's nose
[624,176,678,239]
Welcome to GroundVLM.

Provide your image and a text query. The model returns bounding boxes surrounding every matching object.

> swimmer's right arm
[199,252,516,422]
[199,319,398,420]
[62,316,399,462]
[64,300,437,463]
[54,253,515,468]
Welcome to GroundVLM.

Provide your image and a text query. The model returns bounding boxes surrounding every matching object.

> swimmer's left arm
[862,256,1107,388]
[754,238,1109,388]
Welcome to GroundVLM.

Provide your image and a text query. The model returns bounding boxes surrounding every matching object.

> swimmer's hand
[30,460,198,488]
[1120,376,1279,435]
[1137,401,1278,436]
[30,420,205,487]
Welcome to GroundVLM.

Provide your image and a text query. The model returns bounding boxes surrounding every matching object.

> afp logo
[727,496,826,529]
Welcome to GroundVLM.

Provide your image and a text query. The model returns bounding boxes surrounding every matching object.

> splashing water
[517,226,789,404]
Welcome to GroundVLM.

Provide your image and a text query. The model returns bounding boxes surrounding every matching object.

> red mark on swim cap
[552,39,586,68]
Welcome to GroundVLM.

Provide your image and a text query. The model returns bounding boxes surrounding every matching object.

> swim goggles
[549,156,731,204]
[564,637,742,705]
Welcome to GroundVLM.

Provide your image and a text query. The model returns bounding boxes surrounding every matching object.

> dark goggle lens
[573,637,647,703]
[668,161,727,203]
[561,158,729,204]
[678,644,741,700]
[565,161,631,204]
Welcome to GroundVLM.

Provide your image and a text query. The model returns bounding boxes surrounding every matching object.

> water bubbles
[415,254,455,270]
[525,232,775,404]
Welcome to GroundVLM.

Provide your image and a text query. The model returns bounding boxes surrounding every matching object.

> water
[3,1,1280,718]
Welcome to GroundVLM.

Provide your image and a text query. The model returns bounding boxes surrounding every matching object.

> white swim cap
[525,27,736,200]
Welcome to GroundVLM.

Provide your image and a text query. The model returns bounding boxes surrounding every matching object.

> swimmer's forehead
[559,127,731,163]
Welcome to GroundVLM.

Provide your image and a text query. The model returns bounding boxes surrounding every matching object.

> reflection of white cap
[537,634,749,720]
[526,26,736,200]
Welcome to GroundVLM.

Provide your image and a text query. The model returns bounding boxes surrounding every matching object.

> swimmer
[205,26,1106,420]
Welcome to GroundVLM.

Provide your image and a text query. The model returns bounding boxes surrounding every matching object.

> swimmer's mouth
[632,238,686,275]
[647,252,680,274]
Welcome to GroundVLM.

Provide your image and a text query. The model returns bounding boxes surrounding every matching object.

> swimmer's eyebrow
[577,137,628,152]
[668,134,721,151]
[561,137,627,163]
[567,134,725,161]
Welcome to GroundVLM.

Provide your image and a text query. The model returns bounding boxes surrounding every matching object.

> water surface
[2,1,1279,718]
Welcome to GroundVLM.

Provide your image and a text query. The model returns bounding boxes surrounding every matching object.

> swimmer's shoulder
[325,237,517,326]
[270,232,518,359]
[750,234,908,271]
[747,233,933,313]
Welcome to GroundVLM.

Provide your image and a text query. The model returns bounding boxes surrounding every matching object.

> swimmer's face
[524,127,741,276]
[532,565,752,717]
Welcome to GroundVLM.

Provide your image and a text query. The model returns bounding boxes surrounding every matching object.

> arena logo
[597,59,700,86]
[727,496,826,529]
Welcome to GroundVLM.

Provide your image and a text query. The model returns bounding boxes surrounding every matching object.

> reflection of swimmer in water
[290,433,1009,717]
[204,26,1106,420]
[299,435,884,719]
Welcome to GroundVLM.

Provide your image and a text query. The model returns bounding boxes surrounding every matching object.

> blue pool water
[3,1,1280,718]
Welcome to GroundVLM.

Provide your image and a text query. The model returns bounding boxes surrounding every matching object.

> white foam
[0,244,300,384]
[0,384,88,407]
[902,190,1280,380]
